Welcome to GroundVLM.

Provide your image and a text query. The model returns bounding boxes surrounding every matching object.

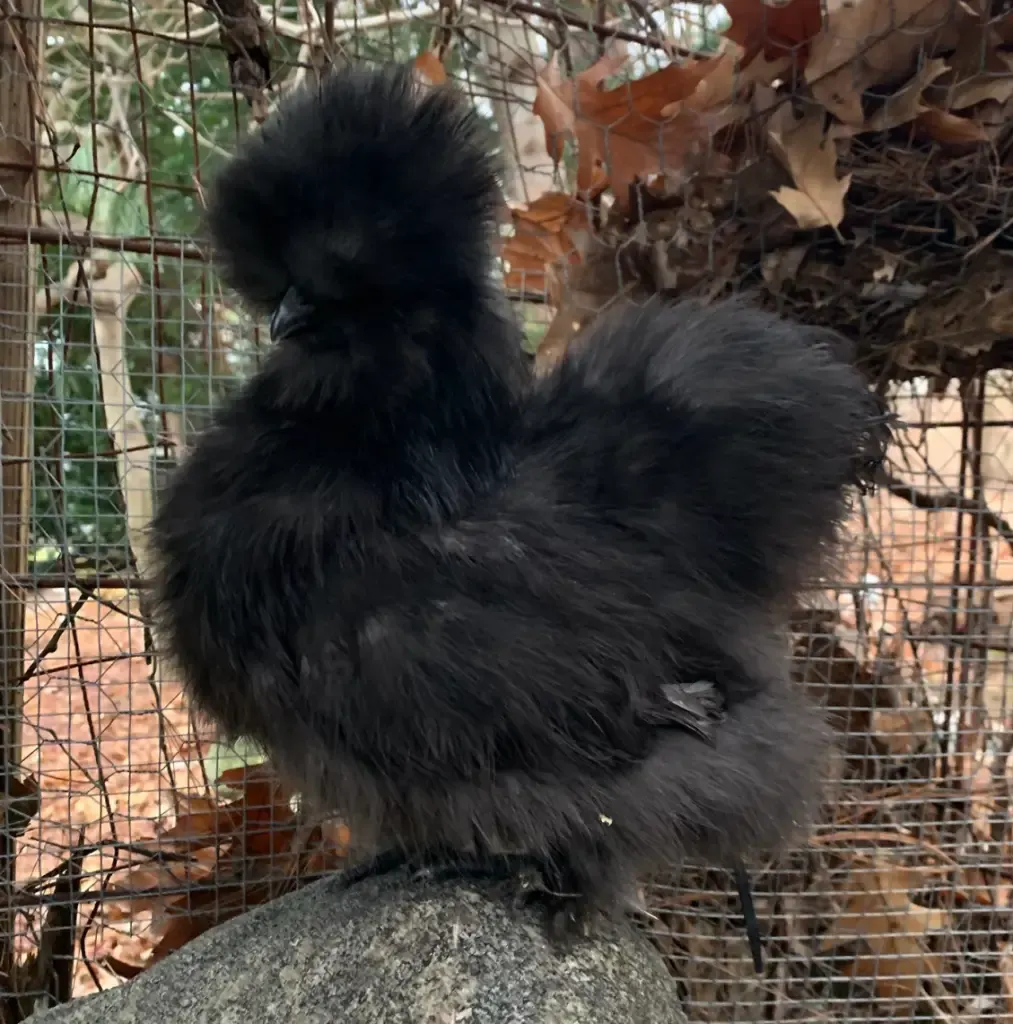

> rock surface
[27,868,687,1024]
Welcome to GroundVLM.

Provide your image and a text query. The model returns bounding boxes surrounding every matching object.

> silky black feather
[150,62,890,942]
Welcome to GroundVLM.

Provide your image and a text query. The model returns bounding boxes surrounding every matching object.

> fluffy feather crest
[203,64,503,316]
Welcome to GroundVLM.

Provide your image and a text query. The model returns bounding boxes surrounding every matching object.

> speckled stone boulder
[27,868,687,1024]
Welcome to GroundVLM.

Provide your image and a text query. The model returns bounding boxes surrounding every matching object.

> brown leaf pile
[820,859,949,1002]
[98,763,350,976]
[501,0,1013,377]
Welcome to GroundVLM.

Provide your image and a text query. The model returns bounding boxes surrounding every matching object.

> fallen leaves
[935,35,1013,111]
[502,192,591,300]
[510,0,1011,375]
[533,49,627,174]
[521,0,1008,229]
[534,49,735,203]
[723,0,823,70]
[806,0,957,125]
[821,859,950,1004]
[768,105,851,229]
[100,762,351,975]
[918,105,992,144]
[862,57,949,133]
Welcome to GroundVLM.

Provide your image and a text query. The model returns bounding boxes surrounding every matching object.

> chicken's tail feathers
[203,63,502,316]
[618,678,832,870]
[527,296,892,601]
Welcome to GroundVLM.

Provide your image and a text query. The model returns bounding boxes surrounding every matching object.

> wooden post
[0,0,40,856]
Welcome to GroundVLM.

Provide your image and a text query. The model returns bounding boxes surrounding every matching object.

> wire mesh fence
[1,0,1013,1018]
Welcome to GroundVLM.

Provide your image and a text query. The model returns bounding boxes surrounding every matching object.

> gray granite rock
[27,868,687,1024]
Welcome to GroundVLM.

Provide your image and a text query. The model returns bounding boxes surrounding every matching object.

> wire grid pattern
[0,0,1011,1018]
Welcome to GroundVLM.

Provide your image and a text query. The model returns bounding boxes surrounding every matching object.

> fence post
[0,0,40,881]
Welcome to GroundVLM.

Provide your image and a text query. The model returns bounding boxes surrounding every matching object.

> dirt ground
[18,590,199,996]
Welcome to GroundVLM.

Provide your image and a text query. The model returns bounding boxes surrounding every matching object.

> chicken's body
[151,64,889,940]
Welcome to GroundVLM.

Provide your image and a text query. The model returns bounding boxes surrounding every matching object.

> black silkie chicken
[150,64,889,943]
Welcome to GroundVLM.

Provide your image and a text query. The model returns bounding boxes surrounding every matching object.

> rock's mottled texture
[27,869,687,1024]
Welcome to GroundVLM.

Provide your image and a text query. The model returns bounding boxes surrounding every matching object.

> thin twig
[883,473,1013,554]
[474,0,701,52]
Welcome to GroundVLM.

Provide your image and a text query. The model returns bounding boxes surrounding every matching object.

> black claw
[342,847,600,952]
[521,886,591,951]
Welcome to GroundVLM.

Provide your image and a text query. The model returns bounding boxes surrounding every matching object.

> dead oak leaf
[917,105,992,143]
[534,53,729,205]
[821,861,949,1002]
[592,108,719,205]
[502,192,590,301]
[574,59,718,200]
[731,5,820,70]
[863,57,949,133]
[847,939,947,1002]
[155,795,242,851]
[768,106,850,229]
[577,56,718,128]
[930,46,1013,111]
[661,48,764,126]
[509,190,588,235]
[533,49,628,167]
[806,0,959,126]
[723,0,823,72]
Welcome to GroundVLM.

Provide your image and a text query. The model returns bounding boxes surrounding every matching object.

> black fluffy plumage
[150,64,890,940]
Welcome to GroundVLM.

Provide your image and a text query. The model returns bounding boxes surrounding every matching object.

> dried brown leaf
[946,54,1013,110]
[723,0,823,71]
[503,193,591,301]
[846,940,943,1001]
[218,763,301,858]
[872,704,933,756]
[761,246,808,293]
[925,12,1013,110]
[999,942,1013,1018]
[864,58,949,132]
[148,877,295,967]
[216,760,291,797]
[101,955,147,981]
[576,56,730,201]
[157,795,241,851]
[823,861,949,1002]
[319,820,352,854]
[660,49,740,115]
[916,105,991,143]
[767,106,851,229]
[806,0,958,125]
[533,53,730,205]
[103,858,218,920]
[532,225,633,373]
[413,50,447,86]
[532,50,627,169]
[146,913,211,967]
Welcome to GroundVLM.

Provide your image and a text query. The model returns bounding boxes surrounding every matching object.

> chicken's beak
[270,286,316,342]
